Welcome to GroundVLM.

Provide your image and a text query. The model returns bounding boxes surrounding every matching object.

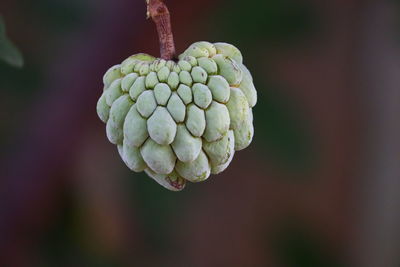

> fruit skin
[97,42,257,191]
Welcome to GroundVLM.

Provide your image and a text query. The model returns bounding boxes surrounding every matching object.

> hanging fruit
[97,0,257,191]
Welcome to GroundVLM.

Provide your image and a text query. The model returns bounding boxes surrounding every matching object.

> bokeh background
[1,0,400,266]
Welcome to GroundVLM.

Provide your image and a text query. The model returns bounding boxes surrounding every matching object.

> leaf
[0,16,24,68]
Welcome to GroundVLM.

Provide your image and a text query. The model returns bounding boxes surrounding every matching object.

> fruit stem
[146,0,176,60]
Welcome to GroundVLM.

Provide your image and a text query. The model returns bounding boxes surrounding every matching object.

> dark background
[1,0,399,266]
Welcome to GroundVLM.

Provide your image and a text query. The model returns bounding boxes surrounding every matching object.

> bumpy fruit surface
[97,41,257,191]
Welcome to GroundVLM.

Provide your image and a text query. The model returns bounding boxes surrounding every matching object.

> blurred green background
[1,0,399,266]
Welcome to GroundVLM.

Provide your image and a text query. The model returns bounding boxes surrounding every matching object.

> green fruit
[97,41,257,191]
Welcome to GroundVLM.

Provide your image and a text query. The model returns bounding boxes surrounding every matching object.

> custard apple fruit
[97,41,257,191]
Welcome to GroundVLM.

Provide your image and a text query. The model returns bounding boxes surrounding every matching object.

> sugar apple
[97,41,257,191]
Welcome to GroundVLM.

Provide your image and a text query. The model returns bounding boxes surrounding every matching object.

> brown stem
[147,0,176,60]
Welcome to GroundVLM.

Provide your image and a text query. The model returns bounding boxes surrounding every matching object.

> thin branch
[146,0,176,60]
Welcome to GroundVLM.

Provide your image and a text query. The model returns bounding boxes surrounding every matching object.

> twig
[146,0,176,60]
